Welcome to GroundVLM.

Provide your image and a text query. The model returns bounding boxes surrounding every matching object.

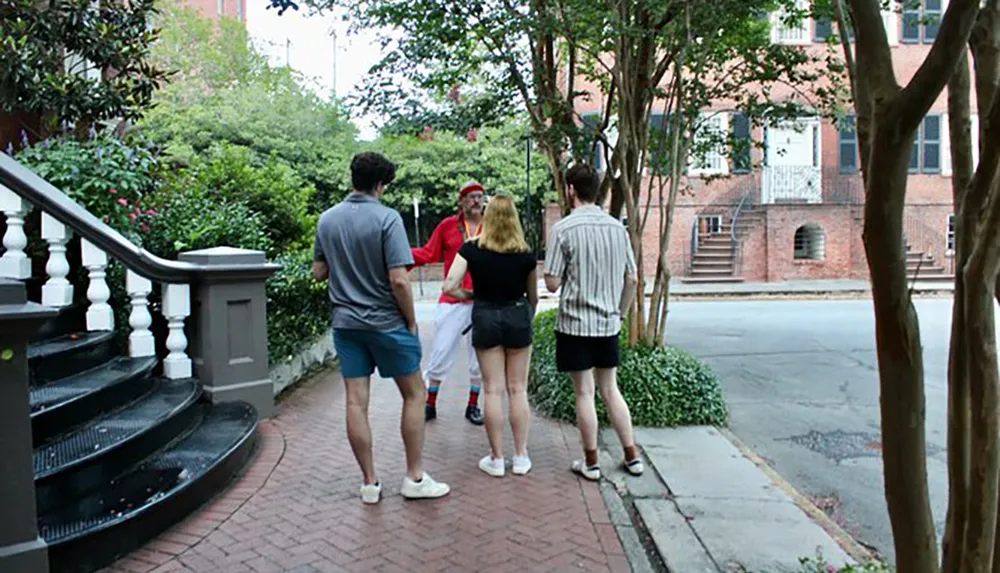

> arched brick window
[794,224,825,260]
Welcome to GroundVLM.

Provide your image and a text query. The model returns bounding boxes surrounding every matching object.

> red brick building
[561,0,967,284]
[179,0,248,24]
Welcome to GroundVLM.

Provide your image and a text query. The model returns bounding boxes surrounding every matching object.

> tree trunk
[862,128,940,573]
[941,51,974,573]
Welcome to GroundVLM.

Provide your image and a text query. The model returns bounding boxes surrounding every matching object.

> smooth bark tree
[838,0,983,570]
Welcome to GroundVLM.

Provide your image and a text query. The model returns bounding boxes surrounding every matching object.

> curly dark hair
[565,163,600,202]
[351,151,397,192]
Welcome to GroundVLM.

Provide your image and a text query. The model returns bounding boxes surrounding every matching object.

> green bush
[140,189,272,260]
[177,144,316,254]
[265,249,332,364]
[529,308,729,427]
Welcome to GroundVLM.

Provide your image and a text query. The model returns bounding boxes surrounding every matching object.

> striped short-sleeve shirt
[543,204,637,337]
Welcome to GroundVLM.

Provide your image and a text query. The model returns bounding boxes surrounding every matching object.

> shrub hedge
[528,308,728,427]
[265,249,332,364]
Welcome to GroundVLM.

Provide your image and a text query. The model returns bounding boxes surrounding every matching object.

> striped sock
[427,386,440,407]
[468,386,480,408]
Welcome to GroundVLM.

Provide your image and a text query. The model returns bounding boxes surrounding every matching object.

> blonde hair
[478,193,529,253]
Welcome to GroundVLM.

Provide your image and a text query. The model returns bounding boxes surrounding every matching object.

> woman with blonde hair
[443,193,538,477]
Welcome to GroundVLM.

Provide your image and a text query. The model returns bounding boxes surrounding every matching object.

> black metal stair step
[30,303,86,343]
[31,356,159,447]
[34,378,202,516]
[41,401,259,573]
[28,331,116,386]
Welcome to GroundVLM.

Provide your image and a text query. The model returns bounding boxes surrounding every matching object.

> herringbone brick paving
[99,325,629,573]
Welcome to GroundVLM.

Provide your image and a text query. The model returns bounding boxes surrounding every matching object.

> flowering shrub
[15,133,163,236]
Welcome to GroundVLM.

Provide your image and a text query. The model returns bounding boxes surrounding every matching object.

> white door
[763,119,822,203]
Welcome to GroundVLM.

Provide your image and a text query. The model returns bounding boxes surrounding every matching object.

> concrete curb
[719,427,878,565]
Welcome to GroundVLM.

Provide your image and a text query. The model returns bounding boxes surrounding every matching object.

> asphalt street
[661,297,973,565]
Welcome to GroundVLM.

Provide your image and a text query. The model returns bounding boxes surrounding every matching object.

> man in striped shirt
[543,163,645,481]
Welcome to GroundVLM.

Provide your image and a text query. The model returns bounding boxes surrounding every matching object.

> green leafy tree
[369,122,552,242]
[135,2,357,210]
[0,0,169,144]
[322,0,597,210]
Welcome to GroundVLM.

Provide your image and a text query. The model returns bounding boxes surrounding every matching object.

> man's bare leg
[344,376,376,485]
[570,369,601,480]
[595,367,644,474]
[394,371,428,481]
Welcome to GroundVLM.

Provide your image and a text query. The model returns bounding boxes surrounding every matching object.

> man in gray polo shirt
[313,151,450,504]
[543,163,645,482]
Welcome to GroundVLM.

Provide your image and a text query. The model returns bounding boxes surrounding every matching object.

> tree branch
[896,0,981,128]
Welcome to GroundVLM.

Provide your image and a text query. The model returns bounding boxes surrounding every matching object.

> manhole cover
[782,429,941,463]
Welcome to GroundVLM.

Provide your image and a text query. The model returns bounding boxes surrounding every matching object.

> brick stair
[906,247,953,282]
[682,208,763,284]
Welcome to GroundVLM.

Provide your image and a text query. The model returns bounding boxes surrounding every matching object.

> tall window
[910,115,942,174]
[903,0,942,44]
[838,115,859,173]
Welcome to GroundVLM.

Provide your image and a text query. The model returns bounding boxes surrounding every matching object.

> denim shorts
[470,298,533,350]
[332,328,422,379]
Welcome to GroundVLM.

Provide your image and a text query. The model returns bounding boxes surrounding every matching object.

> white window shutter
[882,4,898,46]
[942,113,952,176]
[972,113,980,171]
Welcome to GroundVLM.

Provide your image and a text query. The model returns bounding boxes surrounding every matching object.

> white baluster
[162,283,191,379]
[81,239,113,331]
[41,213,73,307]
[126,271,154,358]
[0,184,31,279]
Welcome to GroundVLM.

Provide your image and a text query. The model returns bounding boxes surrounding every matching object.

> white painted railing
[0,183,192,379]
[761,165,822,204]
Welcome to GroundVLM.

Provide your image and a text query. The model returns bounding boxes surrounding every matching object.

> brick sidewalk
[100,327,629,573]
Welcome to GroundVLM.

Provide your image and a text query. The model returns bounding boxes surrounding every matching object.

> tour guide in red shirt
[409,181,486,425]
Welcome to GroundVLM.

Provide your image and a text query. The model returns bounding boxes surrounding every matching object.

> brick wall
[177,0,246,23]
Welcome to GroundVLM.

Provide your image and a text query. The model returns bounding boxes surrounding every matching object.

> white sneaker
[512,455,532,476]
[571,459,601,481]
[360,482,381,504]
[624,458,645,476]
[400,472,451,499]
[479,455,506,477]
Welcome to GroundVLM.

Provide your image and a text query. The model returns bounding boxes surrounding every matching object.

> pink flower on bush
[129,213,137,223]
[108,188,118,194]
[140,223,150,233]
[117,198,128,206]
[146,209,157,216]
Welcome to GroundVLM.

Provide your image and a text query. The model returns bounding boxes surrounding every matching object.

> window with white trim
[771,0,811,44]
[688,113,729,176]
[903,0,943,44]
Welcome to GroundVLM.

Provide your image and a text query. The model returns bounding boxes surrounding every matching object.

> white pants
[424,302,482,386]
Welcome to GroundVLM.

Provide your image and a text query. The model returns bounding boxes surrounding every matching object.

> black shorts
[471,298,533,350]
[555,331,620,372]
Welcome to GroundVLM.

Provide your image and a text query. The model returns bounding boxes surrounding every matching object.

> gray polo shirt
[544,204,637,337]
[313,192,414,332]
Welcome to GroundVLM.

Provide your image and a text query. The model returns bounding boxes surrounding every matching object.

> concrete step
[680,276,746,284]
[692,259,734,268]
